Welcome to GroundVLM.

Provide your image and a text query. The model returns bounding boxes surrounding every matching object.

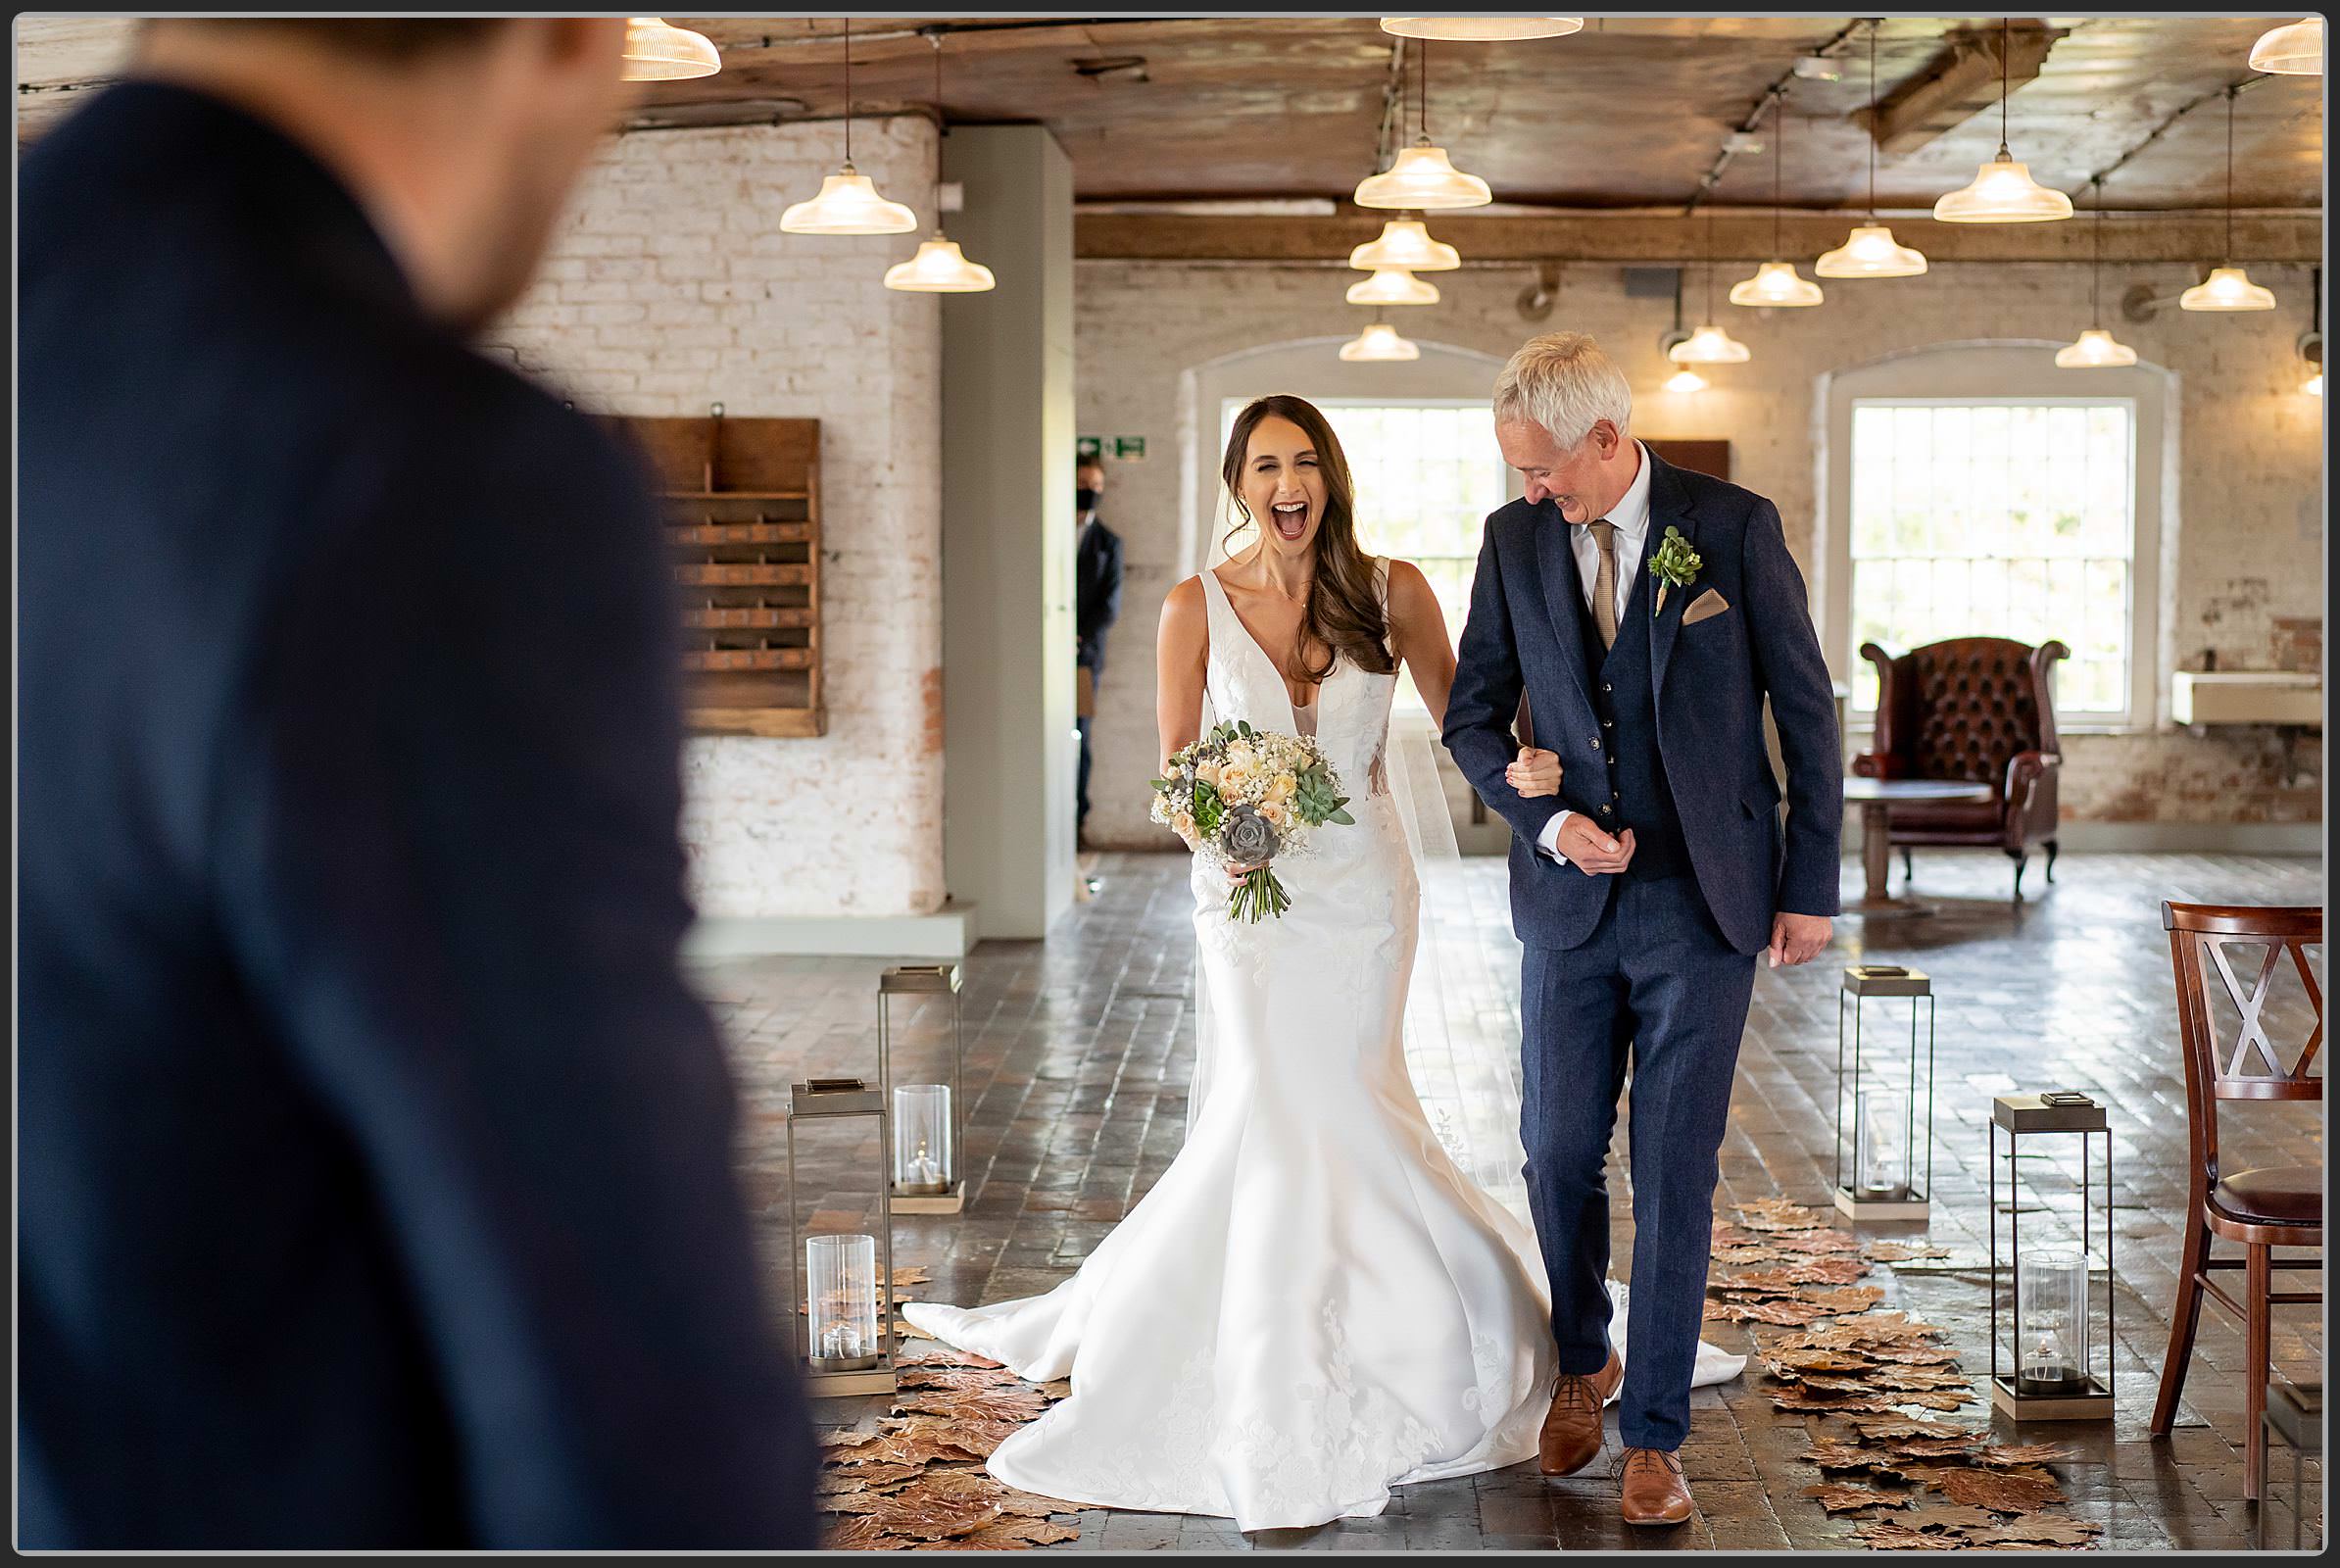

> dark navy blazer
[20,82,817,1548]
[1443,450,1843,955]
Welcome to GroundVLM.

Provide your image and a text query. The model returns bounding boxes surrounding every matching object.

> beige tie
[1587,518,1619,650]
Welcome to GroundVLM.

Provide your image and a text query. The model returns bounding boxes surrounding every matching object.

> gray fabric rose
[1220,806,1280,865]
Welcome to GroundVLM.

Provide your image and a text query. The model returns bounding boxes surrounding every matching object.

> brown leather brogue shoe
[1536,1348,1624,1476]
[1617,1446,1694,1526]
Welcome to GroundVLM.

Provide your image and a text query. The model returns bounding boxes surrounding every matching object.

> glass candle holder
[805,1233,882,1371]
[2017,1250,2089,1396]
[892,1084,953,1195]
[1854,1089,1910,1200]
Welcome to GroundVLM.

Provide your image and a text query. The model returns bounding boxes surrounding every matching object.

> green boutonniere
[1649,525,1703,615]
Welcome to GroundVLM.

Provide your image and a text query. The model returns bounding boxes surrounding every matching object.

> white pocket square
[1682,588,1731,626]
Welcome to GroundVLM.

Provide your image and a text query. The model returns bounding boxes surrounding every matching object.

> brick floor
[702,850,2324,1550]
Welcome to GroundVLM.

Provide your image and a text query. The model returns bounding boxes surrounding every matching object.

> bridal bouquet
[1150,719,1353,922]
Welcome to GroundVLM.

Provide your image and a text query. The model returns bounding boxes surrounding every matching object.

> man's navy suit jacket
[1443,450,1843,955]
[20,81,819,1549]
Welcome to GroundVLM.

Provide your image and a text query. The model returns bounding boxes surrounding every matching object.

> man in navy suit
[1074,456,1124,847]
[20,19,817,1548]
[1443,333,1840,1526]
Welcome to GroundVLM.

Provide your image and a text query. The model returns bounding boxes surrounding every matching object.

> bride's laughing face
[1240,415,1327,562]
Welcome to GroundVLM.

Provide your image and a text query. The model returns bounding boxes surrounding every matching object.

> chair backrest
[2163,901,2323,1181]
[1862,636,2069,789]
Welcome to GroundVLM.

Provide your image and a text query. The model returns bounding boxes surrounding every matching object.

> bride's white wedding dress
[902,560,1732,1531]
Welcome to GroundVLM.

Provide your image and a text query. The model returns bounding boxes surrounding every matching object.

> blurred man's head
[132,19,634,333]
[1076,459,1105,523]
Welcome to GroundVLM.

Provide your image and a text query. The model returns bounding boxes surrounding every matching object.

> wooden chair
[1852,636,2068,898]
[2150,902,2324,1501]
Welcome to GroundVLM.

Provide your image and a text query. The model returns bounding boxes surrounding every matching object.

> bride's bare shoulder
[1159,575,1209,646]
[1381,557,1437,612]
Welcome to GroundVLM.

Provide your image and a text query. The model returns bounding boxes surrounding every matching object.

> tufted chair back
[1853,636,2069,872]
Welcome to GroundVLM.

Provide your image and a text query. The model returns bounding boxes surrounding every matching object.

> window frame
[1820,346,2169,738]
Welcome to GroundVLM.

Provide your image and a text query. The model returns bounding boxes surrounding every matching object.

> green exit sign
[1078,435,1147,462]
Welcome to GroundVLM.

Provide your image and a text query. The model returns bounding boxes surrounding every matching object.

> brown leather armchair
[1851,636,2070,898]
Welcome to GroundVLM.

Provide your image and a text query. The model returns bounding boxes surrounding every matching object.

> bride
[902,395,1731,1532]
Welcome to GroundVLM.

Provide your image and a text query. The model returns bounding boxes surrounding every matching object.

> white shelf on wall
[2170,670,2322,728]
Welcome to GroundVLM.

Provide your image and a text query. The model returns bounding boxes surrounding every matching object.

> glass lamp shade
[2306,371,2324,397]
[2016,1250,2090,1396]
[1728,260,1826,308]
[2249,17,2322,74]
[1668,323,1751,365]
[2054,327,2139,368]
[883,234,996,292]
[1340,321,1421,362]
[892,1085,954,1193]
[1662,368,1708,395]
[2178,265,2277,312]
[1933,151,2074,222]
[805,1233,882,1371]
[1380,17,1584,40]
[780,166,919,236]
[1346,266,1440,306]
[621,17,720,81]
[1348,217,1461,271]
[1815,223,1928,278]
[1354,140,1492,211]
[1853,1090,1910,1200]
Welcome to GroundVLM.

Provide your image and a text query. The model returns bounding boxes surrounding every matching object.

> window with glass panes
[1220,399,1511,715]
[1847,400,2135,719]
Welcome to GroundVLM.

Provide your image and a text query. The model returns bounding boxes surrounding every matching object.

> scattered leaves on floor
[1926,1463,2069,1513]
[1804,1482,1912,1514]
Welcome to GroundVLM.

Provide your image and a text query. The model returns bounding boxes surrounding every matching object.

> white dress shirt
[1534,441,1653,865]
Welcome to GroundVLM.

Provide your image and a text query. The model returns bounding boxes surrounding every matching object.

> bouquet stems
[1228,866,1292,923]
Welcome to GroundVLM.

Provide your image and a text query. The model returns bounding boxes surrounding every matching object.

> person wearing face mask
[1074,457,1123,848]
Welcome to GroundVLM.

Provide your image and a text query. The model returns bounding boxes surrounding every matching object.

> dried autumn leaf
[895,1316,937,1341]
[1708,1298,1831,1326]
[1872,1366,1974,1392]
[1766,1348,1877,1375]
[1771,1391,1900,1415]
[1734,1198,1837,1230]
[1854,1417,1971,1442]
[1713,1272,1804,1298]
[898,1364,1034,1396]
[1890,1391,1977,1411]
[1866,1345,1962,1365]
[1768,1230,1866,1254]
[905,1467,1081,1520]
[1974,1443,2079,1468]
[897,1344,1006,1371]
[1904,1502,2004,1532]
[893,1385,1053,1426]
[1803,1285,1887,1314]
[1889,1438,1981,1459]
[1038,1379,1072,1402]
[820,1429,880,1452]
[1967,1517,2104,1547]
[923,1517,1085,1549]
[1805,1442,1883,1470]
[817,1461,925,1496]
[891,1266,933,1288]
[1927,1467,2068,1513]
[1850,1521,1964,1550]
[846,1483,1004,1543]
[838,1417,988,1469]
[1804,1482,1909,1514]
[1862,1241,1955,1262]
[824,1512,912,1550]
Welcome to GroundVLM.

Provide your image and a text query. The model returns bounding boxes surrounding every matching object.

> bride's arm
[1155,576,1209,769]
[1386,560,1456,730]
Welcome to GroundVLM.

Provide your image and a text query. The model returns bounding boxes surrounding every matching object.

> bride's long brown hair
[1219,395,1395,679]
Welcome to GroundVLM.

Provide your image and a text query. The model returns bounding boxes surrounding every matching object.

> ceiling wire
[1682,16,1869,218]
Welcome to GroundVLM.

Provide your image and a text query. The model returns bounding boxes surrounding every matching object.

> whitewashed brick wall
[488,117,945,918]
[1074,260,2324,845]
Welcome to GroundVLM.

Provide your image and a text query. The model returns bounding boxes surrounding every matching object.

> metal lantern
[1989,1092,2116,1421]
[1833,963,1936,1220]
[879,963,966,1215]
[784,1075,899,1397]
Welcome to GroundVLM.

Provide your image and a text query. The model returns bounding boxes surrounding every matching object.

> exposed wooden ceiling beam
[1074,211,2324,267]
[1862,19,2065,159]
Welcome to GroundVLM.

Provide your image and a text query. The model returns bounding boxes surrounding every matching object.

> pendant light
[1380,18,1584,41]
[1817,24,1928,278]
[2055,179,2139,367]
[1347,267,1440,306]
[1340,319,1421,362]
[2249,17,2322,75]
[1933,19,2072,222]
[886,34,996,291]
[1348,214,1462,271]
[1671,207,1753,363]
[1663,368,1710,394]
[2180,86,2276,311]
[1730,98,1824,307]
[1356,40,1492,210]
[621,17,720,81]
[781,19,918,236]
